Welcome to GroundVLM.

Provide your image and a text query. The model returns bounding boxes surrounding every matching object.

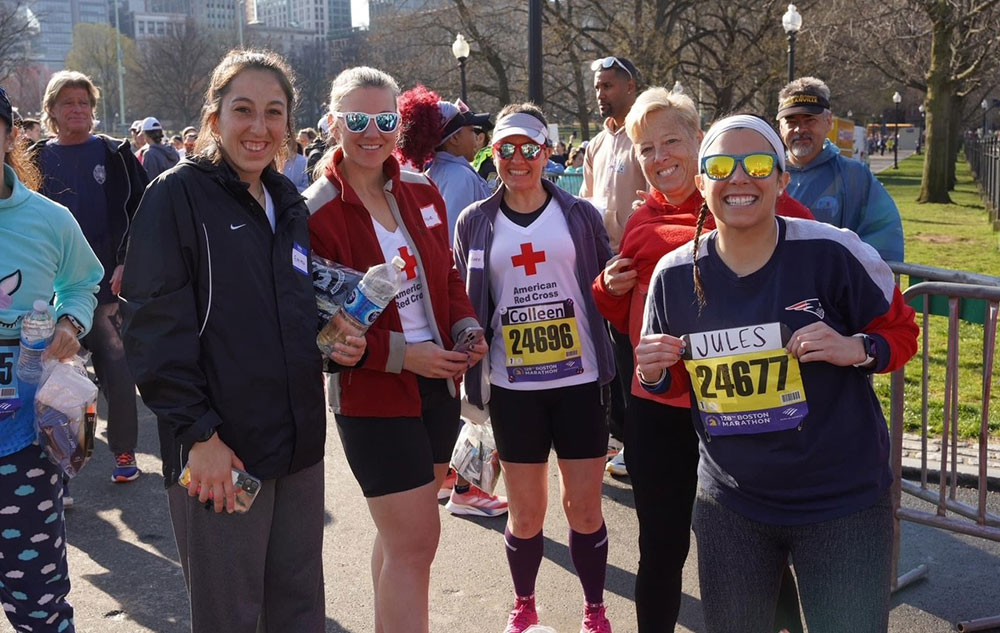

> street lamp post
[983,99,990,136]
[452,34,470,103]
[782,4,802,83]
[917,104,925,154]
[892,91,902,169]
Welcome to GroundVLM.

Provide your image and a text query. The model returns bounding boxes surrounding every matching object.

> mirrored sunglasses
[334,111,400,134]
[701,153,779,180]
[494,141,543,161]
[589,56,634,80]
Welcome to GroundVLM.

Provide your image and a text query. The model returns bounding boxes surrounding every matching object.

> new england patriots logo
[785,298,825,320]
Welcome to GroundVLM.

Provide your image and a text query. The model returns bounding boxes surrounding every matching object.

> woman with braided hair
[591,92,814,633]
[634,114,918,632]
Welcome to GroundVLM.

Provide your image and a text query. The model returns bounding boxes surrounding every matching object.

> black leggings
[624,395,804,632]
[624,396,700,632]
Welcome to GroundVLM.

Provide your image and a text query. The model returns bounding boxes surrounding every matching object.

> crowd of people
[0,45,917,633]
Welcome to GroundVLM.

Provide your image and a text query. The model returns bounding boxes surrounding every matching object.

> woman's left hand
[786,322,866,366]
[464,339,489,368]
[42,321,81,362]
[330,334,366,367]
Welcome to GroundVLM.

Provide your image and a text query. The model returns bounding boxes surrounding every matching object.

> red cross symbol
[397,246,419,280]
[511,242,546,276]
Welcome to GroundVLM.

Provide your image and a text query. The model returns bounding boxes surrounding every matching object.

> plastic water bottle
[317,256,406,357]
[16,300,55,384]
[523,627,557,633]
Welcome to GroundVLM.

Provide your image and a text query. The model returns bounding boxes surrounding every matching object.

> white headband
[698,115,786,173]
[493,112,549,145]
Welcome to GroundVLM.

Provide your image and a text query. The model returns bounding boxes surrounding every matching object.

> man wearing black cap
[777,77,904,262]
[426,99,494,241]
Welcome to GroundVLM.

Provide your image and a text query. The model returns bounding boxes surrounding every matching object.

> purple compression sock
[570,522,609,605]
[504,526,544,598]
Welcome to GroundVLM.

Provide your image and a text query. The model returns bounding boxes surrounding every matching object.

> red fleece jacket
[307,150,478,417]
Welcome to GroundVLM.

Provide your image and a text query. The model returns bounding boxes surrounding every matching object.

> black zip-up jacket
[119,157,325,486]
[30,134,149,268]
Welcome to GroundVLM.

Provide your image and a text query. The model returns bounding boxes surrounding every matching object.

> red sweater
[306,150,478,417]
[592,189,815,406]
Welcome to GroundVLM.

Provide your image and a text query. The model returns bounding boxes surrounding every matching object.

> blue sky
[352,0,369,27]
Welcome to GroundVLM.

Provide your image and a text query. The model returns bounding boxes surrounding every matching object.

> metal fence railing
[888,262,1000,632]
[964,138,1000,227]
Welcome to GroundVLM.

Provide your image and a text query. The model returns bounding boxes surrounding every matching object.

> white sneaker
[605,447,627,476]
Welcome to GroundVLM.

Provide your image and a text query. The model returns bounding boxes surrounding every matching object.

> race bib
[500,299,584,383]
[682,323,807,437]
[0,339,21,423]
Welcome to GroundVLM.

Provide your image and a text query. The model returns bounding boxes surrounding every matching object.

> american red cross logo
[511,242,546,276]
[398,246,419,280]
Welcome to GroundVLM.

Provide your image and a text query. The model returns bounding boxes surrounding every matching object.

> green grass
[873,155,1000,438]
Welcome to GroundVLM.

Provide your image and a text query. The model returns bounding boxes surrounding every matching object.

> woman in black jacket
[120,50,364,633]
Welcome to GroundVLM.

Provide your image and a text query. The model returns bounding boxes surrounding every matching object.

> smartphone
[452,326,485,354]
[178,464,262,514]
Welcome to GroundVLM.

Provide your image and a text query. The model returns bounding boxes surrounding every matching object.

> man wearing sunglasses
[581,55,648,478]
[777,77,904,262]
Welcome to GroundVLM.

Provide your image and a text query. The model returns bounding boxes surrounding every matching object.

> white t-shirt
[372,220,434,343]
[262,184,275,232]
[487,199,597,390]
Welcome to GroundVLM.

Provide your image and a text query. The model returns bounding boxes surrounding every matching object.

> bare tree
[814,0,1000,202]
[65,23,140,134]
[0,0,37,84]
[133,19,228,128]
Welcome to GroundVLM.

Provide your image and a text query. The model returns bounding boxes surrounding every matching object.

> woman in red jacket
[591,89,814,633]
[305,66,487,633]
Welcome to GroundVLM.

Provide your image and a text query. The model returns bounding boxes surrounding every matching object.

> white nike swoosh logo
[230,223,246,230]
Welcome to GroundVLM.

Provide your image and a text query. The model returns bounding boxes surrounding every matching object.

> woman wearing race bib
[306,67,487,633]
[591,92,813,633]
[0,85,102,633]
[453,103,616,633]
[635,114,918,633]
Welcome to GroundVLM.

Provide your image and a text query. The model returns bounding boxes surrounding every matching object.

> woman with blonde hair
[306,66,486,633]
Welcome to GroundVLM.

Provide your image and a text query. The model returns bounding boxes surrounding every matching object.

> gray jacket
[453,178,616,408]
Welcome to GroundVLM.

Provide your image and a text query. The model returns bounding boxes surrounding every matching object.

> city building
[29,0,111,72]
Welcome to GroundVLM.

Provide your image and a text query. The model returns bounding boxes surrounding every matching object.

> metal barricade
[888,262,1000,632]
[964,137,1000,226]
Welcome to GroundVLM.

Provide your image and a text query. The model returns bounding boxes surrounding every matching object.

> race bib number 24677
[681,323,808,437]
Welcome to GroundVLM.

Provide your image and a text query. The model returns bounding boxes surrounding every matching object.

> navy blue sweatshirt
[641,217,917,525]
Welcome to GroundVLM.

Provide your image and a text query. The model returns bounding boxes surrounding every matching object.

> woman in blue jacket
[0,85,103,633]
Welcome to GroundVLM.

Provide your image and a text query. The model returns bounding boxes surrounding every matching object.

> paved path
[870,150,917,174]
[3,399,998,633]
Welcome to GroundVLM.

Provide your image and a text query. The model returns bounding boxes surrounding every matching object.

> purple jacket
[453,178,616,409]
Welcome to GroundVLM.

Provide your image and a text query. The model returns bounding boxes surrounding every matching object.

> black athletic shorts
[336,376,461,498]
[489,381,608,463]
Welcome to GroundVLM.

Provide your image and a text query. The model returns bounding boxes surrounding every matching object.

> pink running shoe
[580,602,612,633]
[446,486,509,517]
[504,595,539,633]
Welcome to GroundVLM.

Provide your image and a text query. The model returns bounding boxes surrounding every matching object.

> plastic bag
[34,356,98,478]
[311,254,363,333]
[450,422,501,495]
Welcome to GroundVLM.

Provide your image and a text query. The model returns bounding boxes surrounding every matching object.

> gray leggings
[692,488,892,633]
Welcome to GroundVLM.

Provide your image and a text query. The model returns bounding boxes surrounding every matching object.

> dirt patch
[913,233,971,244]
